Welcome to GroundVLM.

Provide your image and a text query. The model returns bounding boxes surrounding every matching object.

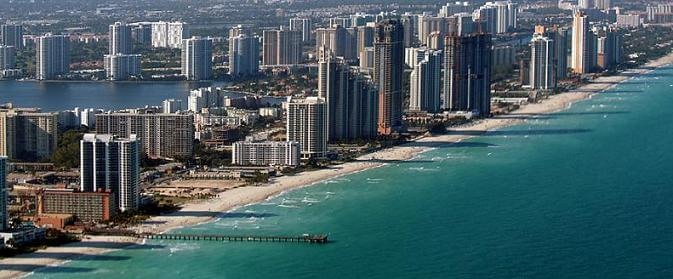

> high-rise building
[410,50,442,113]
[647,4,673,23]
[182,37,213,81]
[130,23,152,45]
[286,97,327,159]
[356,26,375,60]
[80,134,140,212]
[315,25,357,61]
[530,35,556,90]
[374,20,405,135]
[151,21,190,49]
[0,108,59,161]
[476,1,518,34]
[595,0,611,10]
[318,50,378,141]
[578,0,594,9]
[162,99,183,113]
[289,18,312,43]
[229,34,259,76]
[418,16,447,47]
[187,87,224,112]
[95,112,194,159]
[232,140,300,167]
[571,12,595,74]
[0,157,6,231]
[400,14,416,48]
[109,22,132,55]
[443,33,493,116]
[0,45,16,70]
[104,54,141,80]
[262,28,302,66]
[595,27,622,70]
[492,45,516,69]
[439,2,477,17]
[1,25,23,50]
[554,27,571,79]
[36,34,70,80]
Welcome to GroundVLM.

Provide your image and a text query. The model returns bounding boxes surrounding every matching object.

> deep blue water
[0,81,281,111]
[25,66,673,278]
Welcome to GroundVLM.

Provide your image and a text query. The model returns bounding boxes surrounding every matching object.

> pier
[139,233,329,244]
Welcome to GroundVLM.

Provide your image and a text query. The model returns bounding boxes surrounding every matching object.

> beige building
[0,106,58,161]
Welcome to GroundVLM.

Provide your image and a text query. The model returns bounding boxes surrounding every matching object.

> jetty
[138,233,329,244]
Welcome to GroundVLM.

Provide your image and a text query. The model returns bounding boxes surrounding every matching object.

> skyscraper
[417,16,447,46]
[596,27,622,70]
[109,22,132,55]
[0,157,6,231]
[578,0,594,9]
[229,34,260,76]
[476,1,517,34]
[262,28,302,66]
[374,20,405,135]
[36,34,70,80]
[571,12,595,74]
[595,0,611,10]
[104,54,141,80]
[151,21,190,49]
[80,134,140,212]
[0,24,23,50]
[289,18,312,43]
[182,36,213,80]
[130,23,152,46]
[318,49,377,141]
[530,35,556,90]
[286,97,328,159]
[409,50,442,113]
[443,33,493,116]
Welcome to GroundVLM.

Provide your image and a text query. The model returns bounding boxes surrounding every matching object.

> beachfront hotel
[529,34,556,90]
[232,140,300,167]
[571,11,595,74]
[80,133,140,212]
[443,33,493,116]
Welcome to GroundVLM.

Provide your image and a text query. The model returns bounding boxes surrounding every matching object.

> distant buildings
[289,18,312,43]
[647,4,673,23]
[491,45,516,69]
[109,22,132,55]
[443,33,493,116]
[409,50,442,113]
[318,50,378,141]
[315,25,358,61]
[80,134,140,212]
[188,87,224,112]
[0,107,59,161]
[95,112,194,159]
[476,1,518,34]
[0,157,6,231]
[374,20,405,135]
[162,99,183,113]
[232,140,300,167]
[286,97,327,159]
[0,24,23,50]
[182,36,213,80]
[104,54,141,80]
[571,12,595,74]
[130,23,152,45]
[151,21,190,49]
[616,14,642,28]
[262,28,302,66]
[530,34,556,90]
[228,34,260,76]
[36,34,70,80]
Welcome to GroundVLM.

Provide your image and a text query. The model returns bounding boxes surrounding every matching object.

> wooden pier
[139,233,329,244]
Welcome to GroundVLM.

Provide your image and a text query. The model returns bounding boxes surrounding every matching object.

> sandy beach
[2,52,672,279]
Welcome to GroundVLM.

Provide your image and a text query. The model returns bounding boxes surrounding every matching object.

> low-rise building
[38,189,116,222]
[0,226,46,247]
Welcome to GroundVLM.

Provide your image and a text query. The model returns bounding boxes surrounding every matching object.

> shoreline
[2,52,672,279]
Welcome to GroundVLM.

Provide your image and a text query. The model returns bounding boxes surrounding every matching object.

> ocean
[26,65,673,278]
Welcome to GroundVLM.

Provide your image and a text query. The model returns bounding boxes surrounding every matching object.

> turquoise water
[26,66,673,278]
